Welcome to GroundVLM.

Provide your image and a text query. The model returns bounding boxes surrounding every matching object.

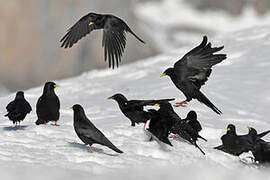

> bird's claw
[174,101,188,107]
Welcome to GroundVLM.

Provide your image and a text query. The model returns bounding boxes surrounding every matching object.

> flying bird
[35,82,60,126]
[108,93,174,127]
[160,36,226,115]
[5,91,32,130]
[71,104,123,153]
[60,13,145,69]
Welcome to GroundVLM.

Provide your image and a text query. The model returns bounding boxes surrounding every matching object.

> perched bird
[5,91,32,130]
[60,13,145,69]
[71,104,123,153]
[35,82,60,126]
[184,110,202,133]
[214,124,254,156]
[170,112,207,155]
[160,36,226,115]
[108,93,174,127]
[246,127,270,163]
[147,102,177,146]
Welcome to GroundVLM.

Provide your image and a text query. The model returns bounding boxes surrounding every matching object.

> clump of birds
[3,12,270,165]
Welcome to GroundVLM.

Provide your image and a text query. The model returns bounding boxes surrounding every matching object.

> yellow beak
[186,120,190,123]
[160,73,166,77]
[154,104,160,107]
[107,96,113,100]
[248,126,252,131]
[89,21,94,26]
[70,106,73,110]
[54,84,60,87]
[227,128,231,131]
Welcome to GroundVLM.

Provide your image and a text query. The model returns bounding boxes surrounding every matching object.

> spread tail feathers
[197,91,222,115]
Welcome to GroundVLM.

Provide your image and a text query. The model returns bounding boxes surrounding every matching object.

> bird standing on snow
[60,13,145,69]
[108,93,174,127]
[5,91,32,130]
[184,111,202,134]
[214,124,256,156]
[71,104,123,153]
[35,82,60,126]
[160,36,226,115]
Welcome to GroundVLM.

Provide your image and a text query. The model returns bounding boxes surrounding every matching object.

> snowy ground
[0,25,270,179]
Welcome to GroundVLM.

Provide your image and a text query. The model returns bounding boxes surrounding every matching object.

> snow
[134,0,270,52]
[0,25,270,179]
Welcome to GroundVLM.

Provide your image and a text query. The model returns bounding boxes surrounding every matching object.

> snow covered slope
[0,25,270,179]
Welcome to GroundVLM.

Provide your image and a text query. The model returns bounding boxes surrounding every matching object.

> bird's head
[87,13,105,28]
[70,104,84,112]
[43,82,60,93]
[248,126,257,136]
[226,124,236,134]
[154,101,173,111]
[15,91,24,99]
[160,68,174,78]
[186,110,197,123]
[108,93,128,103]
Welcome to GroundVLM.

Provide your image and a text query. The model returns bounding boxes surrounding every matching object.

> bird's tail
[198,134,207,142]
[194,142,206,155]
[258,130,270,138]
[126,27,145,44]
[106,141,123,153]
[197,91,222,115]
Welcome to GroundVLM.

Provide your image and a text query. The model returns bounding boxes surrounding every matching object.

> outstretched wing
[174,36,226,88]
[60,13,95,48]
[102,16,145,69]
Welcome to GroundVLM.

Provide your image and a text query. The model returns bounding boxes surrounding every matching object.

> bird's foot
[52,122,60,126]
[143,123,146,129]
[88,146,92,152]
[174,100,188,107]
[169,134,179,138]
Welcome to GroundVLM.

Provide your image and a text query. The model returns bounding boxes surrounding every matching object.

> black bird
[214,124,254,156]
[71,104,123,153]
[147,102,177,146]
[35,82,60,126]
[170,112,207,155]
[246,127,270,163]
[184,110,202,133]
[5,91,32,130]
[160,36,226,115]
[108,93,174,127]
[60,13,145,69]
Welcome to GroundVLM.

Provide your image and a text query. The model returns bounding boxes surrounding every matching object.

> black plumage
[160,36,226,115]
[35,82,60,126]
[5,91,32,130]
[184,110,202,133]
[246,127,270,163]
[170,111,207,155]
[71,104,123,153]
[214,124,254,156]
[108,93,174,127]
[60,13,145,69]
[147,102,177,146]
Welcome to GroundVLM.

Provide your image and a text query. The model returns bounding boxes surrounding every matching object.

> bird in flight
[160,36,226,115]
[60,12,145,69]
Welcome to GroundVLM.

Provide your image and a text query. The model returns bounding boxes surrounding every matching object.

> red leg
[169,134,179,138]
[143,123,146,129]
[174,100,188,107]
[44,120,47,125]
[18,121,22,130]
[88,146,92,152]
